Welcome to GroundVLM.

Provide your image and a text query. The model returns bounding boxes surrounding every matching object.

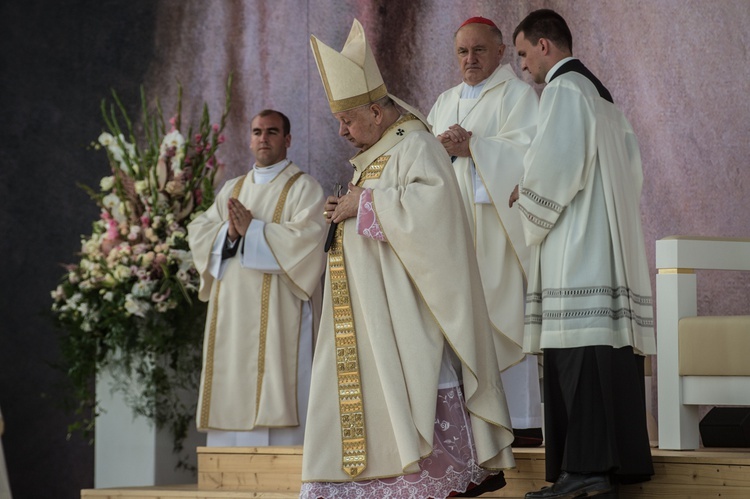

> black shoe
[456,472,506,497]
[524,471,613,498]
[512,427,544,447]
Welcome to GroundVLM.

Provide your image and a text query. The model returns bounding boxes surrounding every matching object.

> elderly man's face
[455,23,505,86]
[334,105,380,151]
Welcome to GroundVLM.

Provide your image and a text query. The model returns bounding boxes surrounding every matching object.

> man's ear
[370,103,383,125]
[285,133,292,149]
[539,38,550,55]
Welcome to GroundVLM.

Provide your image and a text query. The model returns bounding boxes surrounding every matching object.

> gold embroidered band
[329,221,367,477]
[358,155,389,183]
[329,85,388,114]
[199,174,248,427]
[328,153,394,477]
[255,171,305,418]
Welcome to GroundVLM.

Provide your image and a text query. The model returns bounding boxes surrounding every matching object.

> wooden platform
[82,445,750,498]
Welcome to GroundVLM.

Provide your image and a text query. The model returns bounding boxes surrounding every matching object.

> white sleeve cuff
[240,219,283,273]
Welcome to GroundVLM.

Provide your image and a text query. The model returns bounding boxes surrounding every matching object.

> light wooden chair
[656,236,750,450]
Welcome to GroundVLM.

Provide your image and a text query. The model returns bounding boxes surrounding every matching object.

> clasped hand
[436,124,473,157]
[227,198,253,241]
[324,182,364,225]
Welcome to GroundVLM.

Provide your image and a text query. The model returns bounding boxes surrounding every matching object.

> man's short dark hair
[255,109,291,136]
[513,9,572,53]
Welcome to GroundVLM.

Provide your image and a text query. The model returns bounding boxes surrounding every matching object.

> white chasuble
[302,116,515,483]
[517,71,655,355]
[428,64,539,372]
[187,162,326,432]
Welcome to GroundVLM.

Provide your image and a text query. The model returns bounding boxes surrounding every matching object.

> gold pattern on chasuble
[255,172,304,418]
[199,174,248,427]
[327,153,394,478]
[356,155,389,184]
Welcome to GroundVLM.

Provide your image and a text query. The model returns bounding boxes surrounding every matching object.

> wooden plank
[198,473,301,492]
[199,454,302,473]
[648,461,750,487]
[619,482,750,498]
[197,447,302,456]
[82,484,300,498]
[84,446,750,499]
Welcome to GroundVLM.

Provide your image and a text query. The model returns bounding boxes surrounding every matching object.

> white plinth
[95,369,205,488]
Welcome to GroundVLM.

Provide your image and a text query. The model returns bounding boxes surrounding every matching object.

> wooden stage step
[82,445,750,498]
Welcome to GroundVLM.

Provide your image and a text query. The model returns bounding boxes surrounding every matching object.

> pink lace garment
[356,188,386,241]
[299,385,496,499]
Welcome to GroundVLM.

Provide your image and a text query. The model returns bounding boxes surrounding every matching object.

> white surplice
[517,67,655,355]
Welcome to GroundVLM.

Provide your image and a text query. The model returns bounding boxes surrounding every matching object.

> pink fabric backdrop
[146,0,750,413]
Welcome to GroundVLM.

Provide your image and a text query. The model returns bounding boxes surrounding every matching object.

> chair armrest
[656,236,750,272]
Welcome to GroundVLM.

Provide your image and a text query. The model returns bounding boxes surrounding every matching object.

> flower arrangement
[51,77,232,462]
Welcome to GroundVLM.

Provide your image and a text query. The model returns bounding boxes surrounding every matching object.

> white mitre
[310,19,428,125]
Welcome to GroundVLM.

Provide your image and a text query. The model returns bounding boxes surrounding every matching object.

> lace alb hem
[299,385,497,499]
[300,462,493,498]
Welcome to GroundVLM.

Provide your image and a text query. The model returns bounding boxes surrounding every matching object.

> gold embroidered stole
[199,172,303,427]
[328,157,389,479]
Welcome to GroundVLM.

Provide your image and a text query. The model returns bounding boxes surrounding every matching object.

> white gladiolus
[98,132,114,146]
[100,176,115,191]
[160,130,186,172]
[102,193,121,211]
[124,294,150,318]
[131,280,155,298]
[134,180,149,194]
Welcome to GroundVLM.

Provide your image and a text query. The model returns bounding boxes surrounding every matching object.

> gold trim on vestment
[327,119,418,476]
[327,153,393,477]
[255,171,305,418]
[199,175,248,427]
[329,85,388,113]
[329,221,367,477]
[358,155,389,182]
[310,38,335,108]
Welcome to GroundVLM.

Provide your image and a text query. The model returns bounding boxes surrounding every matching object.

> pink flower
[194,189,203,205]
[207,157,215,169]
[218,134,225,144]
[194,134,202,143]
[106,219,119,240]
[169,116,177,127]
[212,124,219,133]
[140,214,151,227]
[151,288,171,303]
